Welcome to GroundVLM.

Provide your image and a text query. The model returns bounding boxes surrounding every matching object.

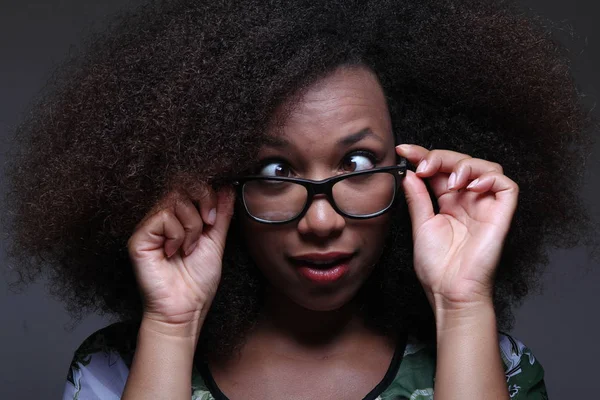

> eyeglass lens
[242,171,396,222]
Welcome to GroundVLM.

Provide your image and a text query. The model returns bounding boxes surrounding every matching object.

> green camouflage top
[63,322,548,400]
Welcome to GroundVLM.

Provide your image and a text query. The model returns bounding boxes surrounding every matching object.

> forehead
[266,66,392,148]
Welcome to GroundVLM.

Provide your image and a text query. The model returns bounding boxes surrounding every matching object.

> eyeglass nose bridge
[309,179,333,196]
[300,177,342,218]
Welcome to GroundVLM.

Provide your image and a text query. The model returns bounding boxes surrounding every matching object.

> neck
[253,285,369,354]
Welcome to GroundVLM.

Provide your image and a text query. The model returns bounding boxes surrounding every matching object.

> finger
[205,186,236,251]
[191,184,219,227]
[397,145,503,197]
[466,171,519,203]
[415,150,473,178]
[467,172,519,231]
[173,197,204,257]
[395,144,430,164]
[423,158,503,197]
[396,144,486,177]
[128,208,185,260]
[401,170,435,233]
[447,158,503,191]
[396,144,476,175]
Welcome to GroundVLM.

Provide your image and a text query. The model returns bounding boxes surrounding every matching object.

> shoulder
[381,332,548,400]
[62,321,214,400]
[498,332,548,399]
[73,321,139,364]
[63,321,139,400]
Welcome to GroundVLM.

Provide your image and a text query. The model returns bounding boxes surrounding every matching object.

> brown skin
[211,67,398,399]
[241,66,396,313]
[123,65,510,399]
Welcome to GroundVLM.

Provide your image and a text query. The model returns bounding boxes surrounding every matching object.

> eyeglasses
[232,159,407,224]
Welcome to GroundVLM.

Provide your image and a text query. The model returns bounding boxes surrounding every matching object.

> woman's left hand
[395,144,519,312]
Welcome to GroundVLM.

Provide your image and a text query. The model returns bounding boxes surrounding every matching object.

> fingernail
[166,247,177,258]
[416,160,428,173]
[207,208,217,225]
[184,241,197,256]
[396,144,412,152]
[467,179,480,189]
[447,172,457,190]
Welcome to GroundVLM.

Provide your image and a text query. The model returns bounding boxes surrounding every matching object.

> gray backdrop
[1,0,598,398]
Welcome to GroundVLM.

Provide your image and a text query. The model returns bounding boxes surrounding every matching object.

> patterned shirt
[63,322,548,399]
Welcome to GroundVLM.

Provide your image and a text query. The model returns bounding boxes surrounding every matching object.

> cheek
[355,214,392,258]
[362,211,392,235]
[240,212,393,268]
[240,217,288,265]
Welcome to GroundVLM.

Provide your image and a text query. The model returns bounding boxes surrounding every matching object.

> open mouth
[288,252,354,283]
[290,252,353,266]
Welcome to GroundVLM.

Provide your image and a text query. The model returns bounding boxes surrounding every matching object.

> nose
[297,194,345,238]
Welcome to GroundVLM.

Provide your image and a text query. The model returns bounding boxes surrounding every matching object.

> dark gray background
[1,0,599,398]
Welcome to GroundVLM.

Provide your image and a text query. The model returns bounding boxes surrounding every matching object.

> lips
[289,252,354,283]
[289,252,354,268]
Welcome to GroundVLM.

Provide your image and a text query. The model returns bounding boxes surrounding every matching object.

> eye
[259,161,292,177]
[342,151,376,172]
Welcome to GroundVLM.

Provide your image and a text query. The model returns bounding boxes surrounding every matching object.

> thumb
[402,170,435,233]
[205,186,236,249]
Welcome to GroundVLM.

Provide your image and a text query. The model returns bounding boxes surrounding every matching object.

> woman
[4,0,596,398]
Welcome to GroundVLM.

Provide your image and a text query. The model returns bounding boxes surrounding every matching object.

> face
[241,65,397,311]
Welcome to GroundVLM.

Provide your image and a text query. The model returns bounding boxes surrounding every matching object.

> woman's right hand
[127,186,235,333]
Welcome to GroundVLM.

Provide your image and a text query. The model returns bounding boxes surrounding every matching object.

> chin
[289,288,359,312]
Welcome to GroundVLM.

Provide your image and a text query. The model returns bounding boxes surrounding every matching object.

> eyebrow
[262,135,291,148]
[262,128,385,149]
[337,128,384,147]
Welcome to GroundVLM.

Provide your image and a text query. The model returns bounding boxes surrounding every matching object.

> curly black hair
[3,0,598,358]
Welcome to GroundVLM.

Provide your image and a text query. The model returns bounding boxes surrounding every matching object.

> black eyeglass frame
[231,158,408,224]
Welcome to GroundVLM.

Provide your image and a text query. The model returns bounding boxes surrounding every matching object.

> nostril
[298,198,346,237]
